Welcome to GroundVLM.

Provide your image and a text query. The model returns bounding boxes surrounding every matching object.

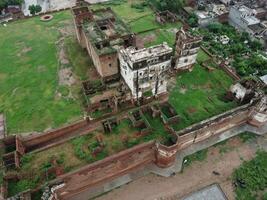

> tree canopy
[0,0,23,9]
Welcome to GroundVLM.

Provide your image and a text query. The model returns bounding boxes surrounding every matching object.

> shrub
[233,151,267,200]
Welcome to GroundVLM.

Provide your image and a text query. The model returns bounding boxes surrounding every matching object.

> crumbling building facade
[119,43,173,99]
[72,6,135,82]
[174,28,202,71]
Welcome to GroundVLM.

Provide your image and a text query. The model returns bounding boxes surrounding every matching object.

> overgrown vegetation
[195,23,267,76]
[169,64,237,131]
[0,0,23,9]
[233,151,267,200]
[239,132,257,143]
[147,0,184,14]
[65,38,94,81]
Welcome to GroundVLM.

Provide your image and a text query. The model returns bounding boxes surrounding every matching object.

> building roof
[260,74,267,85]
[232,5,260,26]
[82,7,132,55]
[120,43,172,64]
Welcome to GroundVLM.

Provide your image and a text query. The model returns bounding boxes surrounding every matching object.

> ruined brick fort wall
[50,99,261,200]
[2,97,265,199]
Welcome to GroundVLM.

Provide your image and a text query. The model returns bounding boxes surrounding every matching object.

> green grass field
[91,0,153,23]
[0,11,83,134]
[169,63,237,131]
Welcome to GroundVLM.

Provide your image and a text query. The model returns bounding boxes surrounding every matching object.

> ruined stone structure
[72,5,135,82]
[155,10,178,25]
[47,95,267,200]
[119,44,172,99]
[3,92,267,199]
[174,28,202,71]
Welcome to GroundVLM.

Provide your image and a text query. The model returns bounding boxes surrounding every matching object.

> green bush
[21,153,34,166]
[239,132,256,143]
[233,151,267,200]
[183,149,208,167]
[71,136,88,159]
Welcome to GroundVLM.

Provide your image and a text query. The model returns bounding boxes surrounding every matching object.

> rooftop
[120,43,172,64]
[82,7,132,55]
[232,5,260,25]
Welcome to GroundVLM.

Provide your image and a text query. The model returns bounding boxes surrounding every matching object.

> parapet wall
[54,141,156,199]
[3,96,267,199]
[50,97,265,199]
[22,120,88,152]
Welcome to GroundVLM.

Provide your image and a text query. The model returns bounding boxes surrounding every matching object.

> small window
[125,70,127,75]
[184,59,188,63]
[160,80,163,85]
[139,72,142,76]
[150,77,153,80]
[109,63,112,67]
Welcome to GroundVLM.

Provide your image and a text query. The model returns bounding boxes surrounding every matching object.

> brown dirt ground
[96,136,265,200]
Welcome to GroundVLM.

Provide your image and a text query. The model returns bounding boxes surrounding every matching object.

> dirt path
[96,135,266,200]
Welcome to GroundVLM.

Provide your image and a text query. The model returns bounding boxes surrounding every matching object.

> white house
[119,44,172,99]
[229,5,260,33]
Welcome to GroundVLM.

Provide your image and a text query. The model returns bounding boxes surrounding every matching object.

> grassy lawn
[197,49,211,63]
[169,63,237,131]
[65,38,94,81]
[0,11,83,134]
[129,14,160,33]
[91,0,153,23]
[139,22,182,47]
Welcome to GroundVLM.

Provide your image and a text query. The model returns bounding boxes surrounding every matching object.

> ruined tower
[174,28,202,71]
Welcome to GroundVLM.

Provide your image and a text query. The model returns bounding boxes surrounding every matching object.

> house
[72,6,135,83]
[118,43,172,99]
[229,5,260,33]
[174,28,202,71]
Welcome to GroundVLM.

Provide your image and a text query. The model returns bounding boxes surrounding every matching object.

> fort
[1,1,267,200]
[2,90,267,199]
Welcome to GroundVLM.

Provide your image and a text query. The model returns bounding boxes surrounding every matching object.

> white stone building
[229,5,260,33]
[119,44,172,99]
[22,0,76,16]
[174,28,202,71]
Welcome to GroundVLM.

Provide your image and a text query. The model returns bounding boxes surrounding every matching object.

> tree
[0,0,23,10]
[0,0,6,9]
[249,39,263,51]
[28,4,36,15]
[35,4,42,13]
[188,14,198,27]
[148,0,184,14]
[28,4,42,15]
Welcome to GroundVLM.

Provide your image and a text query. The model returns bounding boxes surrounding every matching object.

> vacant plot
[0,11,83,134]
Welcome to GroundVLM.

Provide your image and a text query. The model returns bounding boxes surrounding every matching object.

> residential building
[229,5,260,33]
[119,44,172,99]
[174,28,202,71]
[72,6,135,83]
